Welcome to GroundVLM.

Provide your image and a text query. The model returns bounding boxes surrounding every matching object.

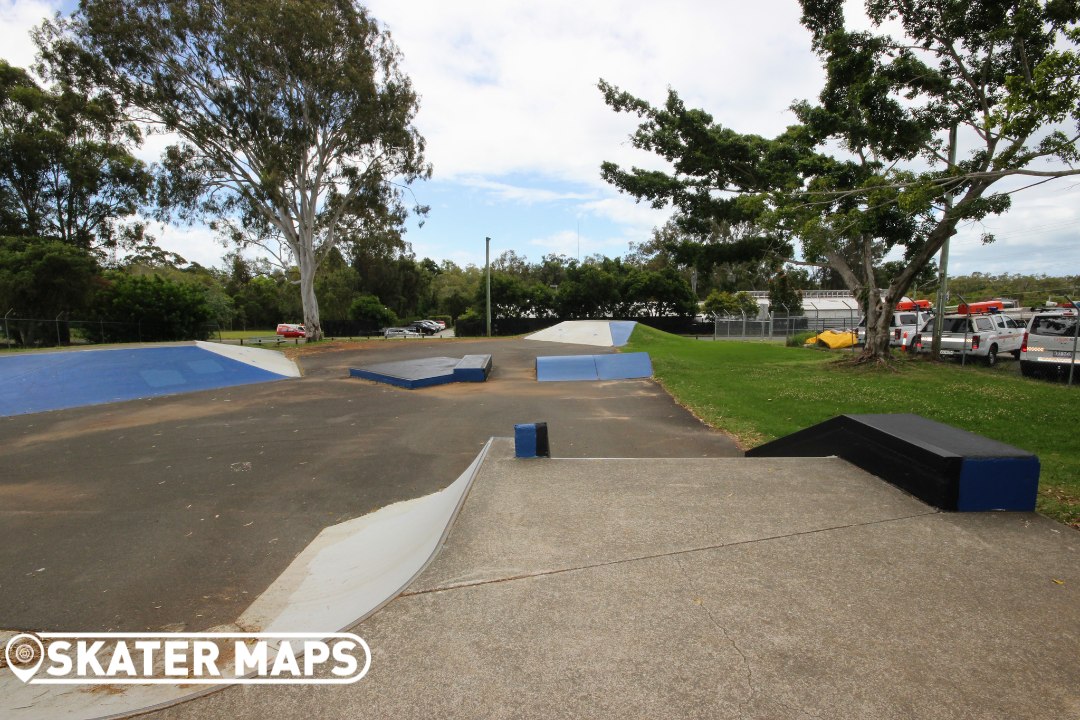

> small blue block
[515,423,538,458]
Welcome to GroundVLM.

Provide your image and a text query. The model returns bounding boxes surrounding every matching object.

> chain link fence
[709,310,860,340]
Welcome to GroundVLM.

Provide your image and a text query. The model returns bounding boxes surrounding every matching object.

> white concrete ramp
[196,340,301,377]
[525,320,637,347]
[1,442,491,720]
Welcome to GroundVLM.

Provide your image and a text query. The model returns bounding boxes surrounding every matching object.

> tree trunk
[850,235,889,363]
[297,243,323,341]
[860,296,893,362]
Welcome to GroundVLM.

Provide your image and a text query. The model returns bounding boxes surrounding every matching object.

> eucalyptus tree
[39,0,430,339]
[0,60,152,250]
[602,0,1080,362]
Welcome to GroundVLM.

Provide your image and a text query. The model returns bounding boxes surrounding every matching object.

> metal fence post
[957,293,969,368]
[3,308,12,349]
[850,307,856,354]
[55,311,64,346]
[1066,295,1079,387]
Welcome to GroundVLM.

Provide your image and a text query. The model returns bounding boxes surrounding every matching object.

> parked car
[429,319,447,330]
[855,310,934,349]
[1020,309,1080,379]
[276,323,306,338]
[409,320,440,335]
[384,327,422,339]
[914,311,1024,365]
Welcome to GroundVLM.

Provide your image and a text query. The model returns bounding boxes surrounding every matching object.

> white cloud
[580,194,670,232]
[6,0,1078,277]
[947,181,1080,275]
[365,0,821,188]
[150,223,228,269]
[524,228,632,261]
[0,0,59,71]
[458,177,595,204]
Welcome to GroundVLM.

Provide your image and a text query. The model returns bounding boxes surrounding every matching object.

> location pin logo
[5,634,44,683]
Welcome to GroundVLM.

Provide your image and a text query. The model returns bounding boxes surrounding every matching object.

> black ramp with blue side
[746,413,1039,512]
[536,352,652,382]
[0,345,292,417]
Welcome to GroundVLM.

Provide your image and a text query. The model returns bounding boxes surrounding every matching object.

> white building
[743,290,861,323]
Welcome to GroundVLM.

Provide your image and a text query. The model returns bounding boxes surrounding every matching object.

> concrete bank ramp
[0,442,492,720]
[526,320,637,347]
[0,341,300,416]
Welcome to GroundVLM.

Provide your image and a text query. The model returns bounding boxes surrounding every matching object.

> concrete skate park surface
[5,333,1080,719]
[0,336,738,636]
[141,440,1080,720]
[149,439,1080,720]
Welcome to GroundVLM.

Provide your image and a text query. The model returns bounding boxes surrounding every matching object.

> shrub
[454,309,484,336]
[93,273,212,342]
[348,294,398,330]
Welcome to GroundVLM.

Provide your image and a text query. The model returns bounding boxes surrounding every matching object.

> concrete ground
[152,440,1080,720]
[0,337,738,635]
[5,333,1079,719]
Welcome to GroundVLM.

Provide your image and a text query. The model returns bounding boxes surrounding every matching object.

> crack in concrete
[401,509,941,598]
[778,698,825,720]
[673,554,757,713]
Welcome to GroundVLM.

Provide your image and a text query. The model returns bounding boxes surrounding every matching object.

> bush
[348,294,398,330]
[454,309,484,337]
[788,330,818,347]
[93,273,212,342]
[0,236,100,346]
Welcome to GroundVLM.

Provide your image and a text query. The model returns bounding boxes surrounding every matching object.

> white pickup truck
[917,312,1025,365]
[856,310,934,349]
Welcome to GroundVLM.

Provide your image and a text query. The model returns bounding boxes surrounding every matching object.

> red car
[276,323,306,338]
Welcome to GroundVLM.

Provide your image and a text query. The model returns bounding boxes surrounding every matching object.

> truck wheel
[985,345,998,366]
[1020,361,1036,378]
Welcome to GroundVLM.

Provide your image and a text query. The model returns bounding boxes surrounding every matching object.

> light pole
[485,236,492,337]
[931,124,958,358]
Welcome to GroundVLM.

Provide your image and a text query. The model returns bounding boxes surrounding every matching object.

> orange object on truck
[956,300,1004,315]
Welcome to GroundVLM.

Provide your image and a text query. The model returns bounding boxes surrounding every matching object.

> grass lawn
[217,329,279,339]
[626,324,1080,528]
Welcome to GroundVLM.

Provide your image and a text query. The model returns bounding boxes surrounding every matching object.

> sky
[3,0,1080,280]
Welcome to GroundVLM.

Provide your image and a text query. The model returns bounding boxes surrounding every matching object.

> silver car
[384,327,422,339]
[1020,310,1080,379]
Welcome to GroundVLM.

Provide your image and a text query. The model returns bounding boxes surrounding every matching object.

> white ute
[922,311,1024,366]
